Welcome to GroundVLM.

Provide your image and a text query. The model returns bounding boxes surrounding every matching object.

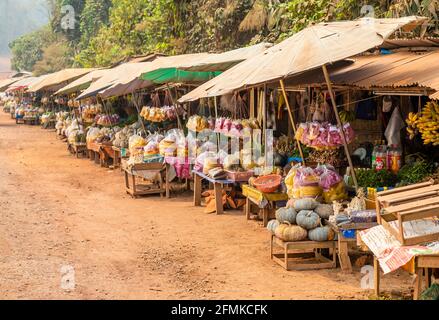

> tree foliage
[9,0,439,73]
[9,26,56,72]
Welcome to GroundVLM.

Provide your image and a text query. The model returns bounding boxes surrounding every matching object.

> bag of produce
[323,181,347,204]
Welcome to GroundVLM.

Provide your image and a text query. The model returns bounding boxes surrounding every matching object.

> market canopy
[282,49,439,98]
[96,53,213,99]
[5,75,47,92]
[28,68,95,93]
[0,77,24,92]
[179,42,273,72]
[179,16,426,102]
[76,62,155,100]
[54,69,109,96]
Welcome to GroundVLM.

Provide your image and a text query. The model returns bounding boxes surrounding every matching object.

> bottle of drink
[375,145,385,171]
[371,141,378,169]
[390,144,402,173]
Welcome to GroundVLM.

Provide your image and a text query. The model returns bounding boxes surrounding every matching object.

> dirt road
[0,112,412,300]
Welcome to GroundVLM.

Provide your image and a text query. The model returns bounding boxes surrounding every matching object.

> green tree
[9,26,56,72]
[32,38,74,75]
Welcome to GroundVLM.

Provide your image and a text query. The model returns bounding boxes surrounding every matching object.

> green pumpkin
[315,204,334,219]
[267,220,280,234]
[294,198,319,211]
[308,226,335,241]
[275,207,297,224]
[296,210,321,230]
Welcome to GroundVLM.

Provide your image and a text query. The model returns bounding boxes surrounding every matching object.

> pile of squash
[267,198,336,242]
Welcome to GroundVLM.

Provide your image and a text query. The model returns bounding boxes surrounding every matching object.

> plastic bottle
[375,145,386,171]
[371,141,378,169]
[390,144,402,173]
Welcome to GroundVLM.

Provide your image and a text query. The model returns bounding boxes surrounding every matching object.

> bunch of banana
[406,112,419,140]
[339,109,355,123]
[406,101,439,145]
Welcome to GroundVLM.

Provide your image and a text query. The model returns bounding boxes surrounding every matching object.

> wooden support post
[214,183,223,215]
[193,173,202,206]
[245,198,251,221]
[374,257,380,298]
[279,80,305,165]
[322,64,358,190]
[413,268,423,300]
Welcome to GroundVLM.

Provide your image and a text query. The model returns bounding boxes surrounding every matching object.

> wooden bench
[271,235,337,271]
[124,162,170,198]
[193,170,236,215]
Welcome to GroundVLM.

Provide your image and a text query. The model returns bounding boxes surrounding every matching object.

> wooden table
[123,162,170,198]
[112,147,122,169]
[242,185,288,227]
[70,143,87,158]
[99,143,115,168]
[374,254,439,300]
[193,170,236,215]
[329,222,377,273]
[87,141,102,165]
[271,235,338,271]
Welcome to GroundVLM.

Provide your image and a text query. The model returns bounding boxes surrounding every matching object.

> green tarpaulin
[140,68,221,84]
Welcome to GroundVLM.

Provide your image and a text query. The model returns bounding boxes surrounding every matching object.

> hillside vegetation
[9,0,439,75]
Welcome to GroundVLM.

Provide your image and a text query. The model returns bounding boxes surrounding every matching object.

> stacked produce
[95,114,120,126]
[40,112,55,125]
[187,115,212,132]
[214,117,260,137]
[140,105,183,123]
[82,104,103,123]
[295,122,355,150]
[267,199,336,242]
[285,165,347,203]
[128,135,147,164]
[406,101,439,145]
[307,149,347,167]
[274,135,296,157]
[113,126,136,149]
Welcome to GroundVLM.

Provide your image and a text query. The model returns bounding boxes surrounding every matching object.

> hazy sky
[0,0,49,73]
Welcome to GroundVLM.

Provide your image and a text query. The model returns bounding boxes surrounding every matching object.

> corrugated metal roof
[179,43,273,72]
[28,68,95,92]
[283,50,439,98]
[179,16,426,102]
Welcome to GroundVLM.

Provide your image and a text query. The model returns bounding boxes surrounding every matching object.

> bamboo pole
[322,64,358,190]
[279,80,305,165]
[131,92,147,135]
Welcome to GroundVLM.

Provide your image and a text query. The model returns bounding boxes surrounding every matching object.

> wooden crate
[376,180,439,246]
[270,235,337,271]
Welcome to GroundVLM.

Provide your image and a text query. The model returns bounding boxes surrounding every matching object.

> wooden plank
[382,190,439,206]
[377,181,434,197]
[417,255,439,268]
[383,196,439,215]
[399,205,439,222]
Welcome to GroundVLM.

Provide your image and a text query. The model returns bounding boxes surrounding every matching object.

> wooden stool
[271,235,337,271]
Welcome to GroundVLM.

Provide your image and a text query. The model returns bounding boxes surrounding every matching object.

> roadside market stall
[178,16,439,276]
